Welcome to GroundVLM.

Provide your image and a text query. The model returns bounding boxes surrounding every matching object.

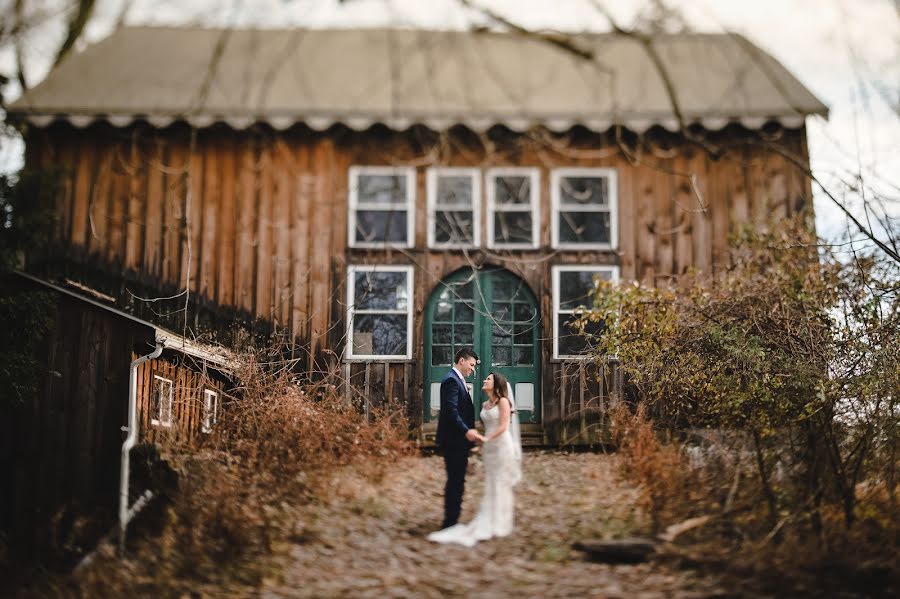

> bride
[428,372,522,547]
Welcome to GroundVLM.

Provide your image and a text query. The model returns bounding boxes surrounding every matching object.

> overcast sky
[4,0,898,246]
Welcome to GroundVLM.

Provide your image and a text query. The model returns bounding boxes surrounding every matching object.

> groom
[435,347,481,529]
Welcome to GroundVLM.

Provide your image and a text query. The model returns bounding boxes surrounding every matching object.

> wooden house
[8,27,828,445]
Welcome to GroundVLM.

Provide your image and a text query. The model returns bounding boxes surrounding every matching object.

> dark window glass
[558,211,611,244]
[494,175,531,205]
[493,212,533,245]
[557,315,606,356]
[436,175,473,206]
[432,345,452,366]
[514,346,533,366]
[353,272,409,310]
[352,314,407,355]
[559,176,608,207]
[435,210,474,244]
[355,210,407,244]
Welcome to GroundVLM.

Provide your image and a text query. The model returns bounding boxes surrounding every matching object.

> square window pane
[491,302,511,323]
[435,300,452,320]
[560,176,608,207]
[436,175,473,206]
[557,314,606,356]
[353,314,408,356]
[433,323,452,341]
[558,211,611,245]
[435,210,475,245]
[493,279,515,301]
[514,346,533,366]
[493,346,511,366]
[432,345,452,366]
[493,212,533,245]
[514,325,532,345]
[354,271,409,310]
[454,301,474,322]
[558,270,611,310]
[492,325,511,345]
[355,210,408,244]
[454,324,474,346]
[494,175,532,205]
[514,303,537,322]
[357,173,407,205]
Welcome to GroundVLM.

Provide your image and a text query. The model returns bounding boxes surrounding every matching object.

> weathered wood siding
[26,122,814,435]
[133,353,230,445]
[0,276,156,559]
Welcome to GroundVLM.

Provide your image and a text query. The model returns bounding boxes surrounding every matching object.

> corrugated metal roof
[8,27,828,133]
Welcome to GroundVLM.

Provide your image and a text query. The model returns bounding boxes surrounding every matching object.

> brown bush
[66,348,414,596]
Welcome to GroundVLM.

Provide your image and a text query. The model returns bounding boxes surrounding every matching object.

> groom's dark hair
[454,348,479,364]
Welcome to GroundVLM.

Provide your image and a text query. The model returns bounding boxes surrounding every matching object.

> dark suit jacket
[435,369,475,449]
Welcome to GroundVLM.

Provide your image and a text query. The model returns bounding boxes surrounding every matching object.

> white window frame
[151,374,173,427]
[486,167,540,250]
[552,265,620,359]
[426,167,481,249]
[551,167,618,250]
[201,389,218,434]
[346,264,415,360]
[348,166,416,249]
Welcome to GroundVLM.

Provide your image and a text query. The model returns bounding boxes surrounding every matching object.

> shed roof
[9,26,828,133]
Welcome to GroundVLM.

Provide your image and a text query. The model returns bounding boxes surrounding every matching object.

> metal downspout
[119,342,163,556]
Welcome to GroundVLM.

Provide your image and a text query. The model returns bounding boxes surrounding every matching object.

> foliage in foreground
[56,349,413,597]
[584,221,899,587]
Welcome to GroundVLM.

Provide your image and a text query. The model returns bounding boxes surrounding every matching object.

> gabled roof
[9,26,828,133]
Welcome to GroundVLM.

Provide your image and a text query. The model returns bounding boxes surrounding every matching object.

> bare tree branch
[53,0,96,68]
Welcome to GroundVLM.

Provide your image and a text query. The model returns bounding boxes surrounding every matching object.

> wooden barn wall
[25,123,814,432]
[133,353,229,445]
[0,281,155,559]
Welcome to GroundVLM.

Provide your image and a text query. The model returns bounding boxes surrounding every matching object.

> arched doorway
[424,267,541,425]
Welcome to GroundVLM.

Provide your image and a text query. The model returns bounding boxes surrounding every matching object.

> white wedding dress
[428,384,522,547]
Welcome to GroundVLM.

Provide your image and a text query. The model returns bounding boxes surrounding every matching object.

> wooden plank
[710,154,731,273]
[199,136,220,301]
[255,139,274,321]
[108,139,128,268]
[161,141,184,287]
[272,137,293,328]
[689,149,712,276]
[636,162,656,284]
[217,132,237,308]
[185,134,205,296]
[143,137,166,279]
[655,159,674,282]
[673,155,694,278]
[89,142,113,259]
[70,134,97,249]
[730,146,750,238]
[235,136,257,314]
[124,132,145,273]
[617,154,637,281]
[309,138,336,364]
[290,136,311,343]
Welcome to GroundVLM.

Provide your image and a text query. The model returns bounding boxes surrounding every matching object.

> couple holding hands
[428,348,522,547]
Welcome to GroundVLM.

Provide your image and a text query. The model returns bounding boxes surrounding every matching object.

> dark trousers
[441,444,469,528]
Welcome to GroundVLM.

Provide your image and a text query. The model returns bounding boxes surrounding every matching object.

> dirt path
[263,452,734,598]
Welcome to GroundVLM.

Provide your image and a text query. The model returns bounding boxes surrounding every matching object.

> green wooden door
[424,267,541,424]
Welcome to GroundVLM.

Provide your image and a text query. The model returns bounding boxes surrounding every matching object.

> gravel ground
[262,451,743,599]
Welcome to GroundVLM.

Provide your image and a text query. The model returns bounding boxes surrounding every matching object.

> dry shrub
[68,348,414,596]
[608,403,697,534]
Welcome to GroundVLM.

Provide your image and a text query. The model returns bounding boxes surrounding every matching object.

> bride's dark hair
[490,372,510,402]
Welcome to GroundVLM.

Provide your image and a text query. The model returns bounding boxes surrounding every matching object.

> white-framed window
[348,166,416,248]
[346,265,414,360]
[551,168,618,249]
[201,389,218,434]
[151,374,173,427]
[486,167,540,249]
[426,167,480,249]
[552,265,620,359]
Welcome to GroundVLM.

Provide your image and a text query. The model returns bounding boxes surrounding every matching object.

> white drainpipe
[119,342,163,555]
